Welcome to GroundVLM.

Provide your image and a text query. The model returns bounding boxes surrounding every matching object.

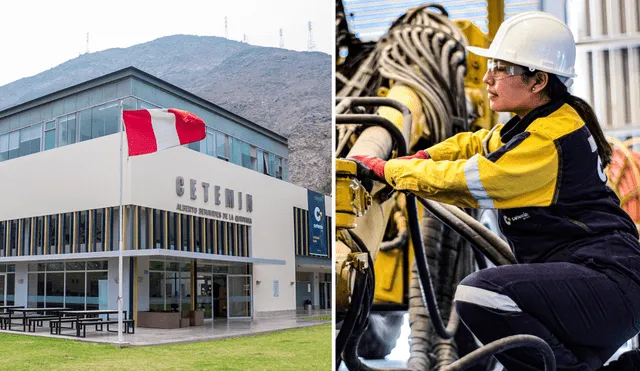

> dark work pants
[455,232,640,371]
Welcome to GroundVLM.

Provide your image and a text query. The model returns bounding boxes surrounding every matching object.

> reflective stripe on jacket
[384,99,638,263]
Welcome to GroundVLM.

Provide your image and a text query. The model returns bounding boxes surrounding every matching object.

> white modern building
[0,67,331,326]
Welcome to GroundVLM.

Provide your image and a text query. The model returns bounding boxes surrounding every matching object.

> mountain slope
[0,35,332,194]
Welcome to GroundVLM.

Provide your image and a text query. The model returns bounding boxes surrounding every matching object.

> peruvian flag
[122,109,206,156]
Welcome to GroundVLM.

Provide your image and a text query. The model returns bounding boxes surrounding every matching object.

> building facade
[0,67,331,324]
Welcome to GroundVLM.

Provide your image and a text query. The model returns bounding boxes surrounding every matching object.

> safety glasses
[486,59,528,81]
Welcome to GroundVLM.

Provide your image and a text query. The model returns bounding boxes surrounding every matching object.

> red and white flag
[122,109,206,156]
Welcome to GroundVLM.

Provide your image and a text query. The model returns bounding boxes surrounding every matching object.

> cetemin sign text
[175,176,253,224]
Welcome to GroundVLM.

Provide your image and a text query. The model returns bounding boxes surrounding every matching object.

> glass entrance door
[227,275,251,318]
[0,274,5,306]
[0,274,7,305]
[196,274,213,320]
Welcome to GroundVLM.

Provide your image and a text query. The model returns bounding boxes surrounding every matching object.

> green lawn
[0,323,331,371]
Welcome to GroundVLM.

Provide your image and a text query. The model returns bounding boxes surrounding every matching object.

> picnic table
[55,310,133,337]
[0,305,23,312]
[6,307,69,332]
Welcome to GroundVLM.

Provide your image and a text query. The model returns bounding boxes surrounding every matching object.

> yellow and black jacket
[384,99,637,263]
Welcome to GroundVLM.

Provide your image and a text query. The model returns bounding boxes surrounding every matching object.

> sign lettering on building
[175,176,252,224]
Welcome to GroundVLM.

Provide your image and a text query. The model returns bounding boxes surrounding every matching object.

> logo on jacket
[503,212,530,226]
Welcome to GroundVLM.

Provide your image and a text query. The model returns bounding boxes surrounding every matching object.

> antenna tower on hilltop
[307,21,315,51]
[243,34,248,43]
[85,32,90,54]
[279,28,284,48]
[225,16,228,39]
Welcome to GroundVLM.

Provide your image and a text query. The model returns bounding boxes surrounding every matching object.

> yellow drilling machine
[334,2,558,370]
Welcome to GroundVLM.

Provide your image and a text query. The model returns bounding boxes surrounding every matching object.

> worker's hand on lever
[397,150,430,160]
[347,155,387,183]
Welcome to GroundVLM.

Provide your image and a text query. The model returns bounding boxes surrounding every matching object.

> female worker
[351,11,640,371]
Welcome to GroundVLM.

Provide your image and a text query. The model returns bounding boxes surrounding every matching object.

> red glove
[349,155,387,180]
[397,150,430,160]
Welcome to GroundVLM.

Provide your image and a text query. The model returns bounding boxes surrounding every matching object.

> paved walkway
[0,310,331,347]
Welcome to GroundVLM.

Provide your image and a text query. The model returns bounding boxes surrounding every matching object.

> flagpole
[117,100,124,344]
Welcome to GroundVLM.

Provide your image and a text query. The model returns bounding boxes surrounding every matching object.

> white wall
[0,135,121,221]
[0,134,332,315]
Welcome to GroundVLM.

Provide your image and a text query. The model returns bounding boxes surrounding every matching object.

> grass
[0,323,331,371]
[303,315,332,321]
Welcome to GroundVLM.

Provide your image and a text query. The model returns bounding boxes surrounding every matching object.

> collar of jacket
[500,98,566,143]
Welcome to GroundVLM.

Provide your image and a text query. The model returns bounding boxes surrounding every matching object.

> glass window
[215,132,228,161]
[87,261,108,270]
[66,262,86,271]
[86,271,108,311]
[276,157,283,179]
[94,209,104,252]
[8,220,17,257]
[168,212,176,250]
[6,273,15,305]
[194,218,202,253]
[181,214,189,251]
[22,218,31,256]
[8,131,19,160]
[28,263,46,272]
[65,271,85,310]
[241,142,252,169]
[268,153,276,177]
[58,114,77,147]
[19,124,42,156]
[231,138,242,165]
[150,261,164,270]
[0,133,8,161]
[149,271,165,311]
[78,109,92,142]
[205,132,215,157]
[92,102,119,139]
[46,272,64,307]
[44,120,56,150]
[154,210,163,249]
[256,149,264,174]
[46,262,64,271]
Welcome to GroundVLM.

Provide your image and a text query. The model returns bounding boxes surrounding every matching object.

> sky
[0,0,333,87]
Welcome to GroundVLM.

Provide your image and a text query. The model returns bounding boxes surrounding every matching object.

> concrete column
[14,262,28,306]
[312,272,320,309]
[136,256,150,312]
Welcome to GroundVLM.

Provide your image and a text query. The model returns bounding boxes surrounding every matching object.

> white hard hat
[467,11,577,81]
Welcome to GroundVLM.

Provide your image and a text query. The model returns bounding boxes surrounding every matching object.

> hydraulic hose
[441,335,556,371]
[415,196,515,266]
[336,269,368,371]
[406,193,457,339]
[380,210,408,252]
[337,114,408,158]
[438,203,515,263]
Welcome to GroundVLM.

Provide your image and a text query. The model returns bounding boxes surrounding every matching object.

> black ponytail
[523,71,612,166]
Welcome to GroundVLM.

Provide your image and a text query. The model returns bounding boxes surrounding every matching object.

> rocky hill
[0,35,332,195]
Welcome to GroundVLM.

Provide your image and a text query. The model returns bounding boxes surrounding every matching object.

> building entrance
[196,274,228,319]
[0,273,5,306]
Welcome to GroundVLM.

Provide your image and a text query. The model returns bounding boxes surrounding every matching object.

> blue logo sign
[307,190,327,257]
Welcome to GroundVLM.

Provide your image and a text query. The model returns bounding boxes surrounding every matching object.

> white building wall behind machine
[568,0,640,131]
